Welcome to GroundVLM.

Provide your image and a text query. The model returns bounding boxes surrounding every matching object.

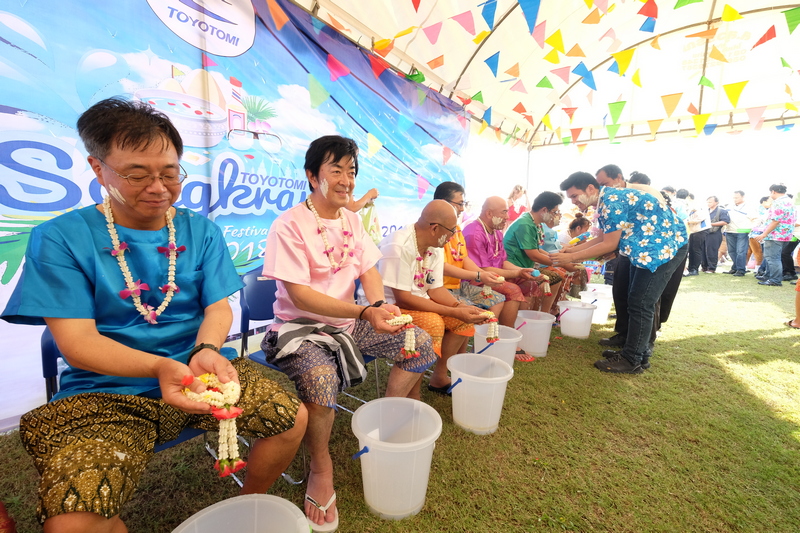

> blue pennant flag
[640,17,656,33]
[485,51,500,77]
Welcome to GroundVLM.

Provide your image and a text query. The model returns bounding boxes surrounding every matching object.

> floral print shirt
[763,194,796,242]
[598,186,687,272]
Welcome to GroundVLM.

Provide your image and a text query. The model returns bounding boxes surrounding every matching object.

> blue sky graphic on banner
[0,0,468,284]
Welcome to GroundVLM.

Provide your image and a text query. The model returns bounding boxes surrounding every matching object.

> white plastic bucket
[556,301,596,339]
[473,324,523,367]
[579,290,613,324]
[351,398,443,520]
[514,311,556,356]
[447,353,514,435]
[585,283,612,296]
[172,494,307,533]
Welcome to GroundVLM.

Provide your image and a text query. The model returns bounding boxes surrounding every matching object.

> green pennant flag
[536,76,554,89]
[606,123,621,143]
[308,74,329,109]
[406,71,426,83]
[784,6,800,34]
[674,0,703,8]
[417,88,427,106]
[608,101,626,125]
[472,91,484,103]
[562,136,571,146]
[781,57,793,69]
[699,76,715,89]
[503,132,512,145]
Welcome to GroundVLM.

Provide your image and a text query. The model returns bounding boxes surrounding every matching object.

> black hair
[707,195,719,203]
[662,186,676,194]
[733,190,745,197]
[597,164,623,180]
[769,183,787,194]
[629,171,651,185]
[304,135,359,190]
[77,97,184,159]
[676,189,689,199]
[531,191,563,212]
[760,196,769,204]
[434,181,466,201]
[560,171,599,192]
[569,213,591,232]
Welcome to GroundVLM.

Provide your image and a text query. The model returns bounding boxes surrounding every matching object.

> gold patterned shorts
[19,358,300,523]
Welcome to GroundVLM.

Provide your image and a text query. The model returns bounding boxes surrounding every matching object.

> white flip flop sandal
[305,491,338,532]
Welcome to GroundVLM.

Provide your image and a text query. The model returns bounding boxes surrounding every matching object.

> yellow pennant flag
[632,69,642,87]
[394,26,416,39]
[583,0,592,8]
[721,4,742,21]
[479,120,488,134]
[577,143,588,154]
[611,49,635,76]
[543,49,560,64]
[648,119,663,138]
[787,103,799,112]
[709,46,728,63]
[693,114,711,135]
[542,114,553,130]
[505,63,520,78]
[374,38,393,50]
[545,30,565,53]
[366,133,382,157]
[567,44,586,57]
[723,81,748,108]
[786,84,793,98]
[650,35,661,50]
[661,93,682,117]
[473,30,491,44]
[555,126,562,139]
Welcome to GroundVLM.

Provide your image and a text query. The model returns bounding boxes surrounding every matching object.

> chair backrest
[239,268,278,356]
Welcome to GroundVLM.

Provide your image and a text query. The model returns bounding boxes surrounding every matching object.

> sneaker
[782,274,798,281]
[603,350,652,369]
[733,271,745,277]
[684,270,699,277]
[594,354,643,374]
[598,333,626,347]
[723,270,736,274]
[758,280,782,286]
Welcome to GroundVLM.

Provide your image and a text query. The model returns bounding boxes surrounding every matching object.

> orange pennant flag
[661,93,682,117]
[686,28,718,40]
[567,44,586,57]
[583,8,601,24]
[709,46,728,63]
[513,102,527,114]
[266,0,289,30]
[648,119,663,137]
[687,102,699,115]
[563,107,577,121]
[752,26,776,49]
[328,14,346,32]
[427,55,444,69]
[374,39,395,57]
[723,81,748,107]
[571,128,583,141]
[692,114,711,135]
[505,63,520,77]
[650,35,661,50]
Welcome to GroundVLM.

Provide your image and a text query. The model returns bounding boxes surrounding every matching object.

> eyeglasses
[430,222,457,236]
[97,157,187,187]
[447,199,465,208]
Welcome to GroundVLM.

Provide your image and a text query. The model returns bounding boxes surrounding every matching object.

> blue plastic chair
[40,327,243,484]
[238,269,381,414]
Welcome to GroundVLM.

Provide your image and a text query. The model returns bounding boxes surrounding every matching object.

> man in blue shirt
[551,172,688,374]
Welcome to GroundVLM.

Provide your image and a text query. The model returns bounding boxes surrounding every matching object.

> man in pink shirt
[261,136,436,532]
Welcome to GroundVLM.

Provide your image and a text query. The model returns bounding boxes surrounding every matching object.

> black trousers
[687,230,708,272]
[781,240,799,276]
[702,230,724,272]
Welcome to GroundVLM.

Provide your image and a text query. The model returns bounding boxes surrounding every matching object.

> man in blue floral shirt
[551,172,688,374]
[753,184,796,287]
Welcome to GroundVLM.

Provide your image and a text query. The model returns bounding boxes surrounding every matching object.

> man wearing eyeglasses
[2,97,307,532]
[375,200,490,395]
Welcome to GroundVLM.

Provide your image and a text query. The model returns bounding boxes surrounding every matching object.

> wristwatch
[188,343,220,363]
[475,271,482,283]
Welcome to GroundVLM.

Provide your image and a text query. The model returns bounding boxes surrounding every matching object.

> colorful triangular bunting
[752,26,776,49]
[327,54,350,81]
[709,46,728,62]
[611,49,635,76]
[266,0,289,30]
[485,51,500,76]
[692,114,711,135]
[608,101,626,124]
[721,4,742,21]
[452,11,476,35]
[723,81,748,107]
[308,74,329,109]
[537,76,554,88]
[545,29,565,53]
[661,93,682,117]
[567,44,586,57]
[423,22,443,44]
[640,17,656,32]
[606,123,621,142]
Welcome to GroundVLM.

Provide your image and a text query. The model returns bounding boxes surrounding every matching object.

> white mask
[491,216,505,229]
[577,192,598,208]
[437,233,449,247]
[318,178,329,198]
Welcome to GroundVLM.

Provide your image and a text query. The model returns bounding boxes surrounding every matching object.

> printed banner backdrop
[0,0,468,425]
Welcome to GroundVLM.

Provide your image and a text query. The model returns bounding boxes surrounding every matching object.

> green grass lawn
[1,272,799,532]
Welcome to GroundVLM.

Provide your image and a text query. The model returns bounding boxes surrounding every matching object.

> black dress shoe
[758,280,782,286]
[427,383,452,396]
[598,333,626,347]
[723,270,736,274]
[684,270,699,277]
[733,271,745,277]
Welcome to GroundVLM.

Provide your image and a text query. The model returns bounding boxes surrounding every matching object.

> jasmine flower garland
[387,314,417,358]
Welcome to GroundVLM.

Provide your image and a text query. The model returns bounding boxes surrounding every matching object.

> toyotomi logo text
[148,0,255,57]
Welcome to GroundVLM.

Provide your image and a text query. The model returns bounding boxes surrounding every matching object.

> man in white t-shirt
[262,136,437,532]
[723,190,753,276]
[375,200,489,395]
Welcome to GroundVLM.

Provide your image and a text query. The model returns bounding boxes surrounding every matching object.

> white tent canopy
[290,0,800,145]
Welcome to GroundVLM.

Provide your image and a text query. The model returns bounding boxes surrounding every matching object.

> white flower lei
[387,314,417,358]
[482,310,499,343]
[410,227,433,288]
[183,373,246,477]
[103,196,179,325]
[306,197,353,273]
